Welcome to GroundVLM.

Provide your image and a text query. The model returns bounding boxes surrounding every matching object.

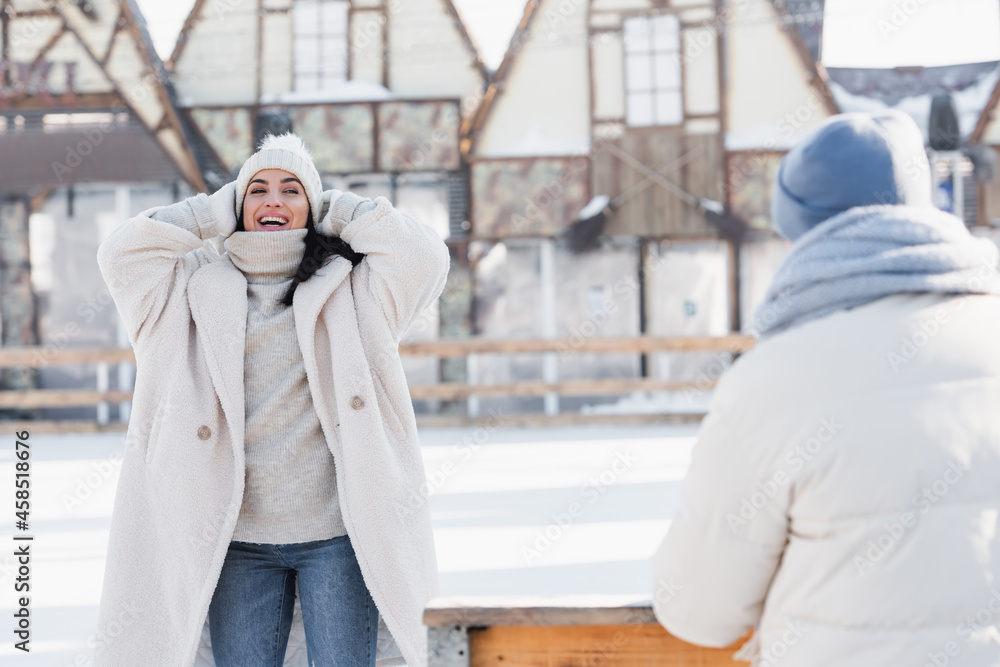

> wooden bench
[424,595,752,666]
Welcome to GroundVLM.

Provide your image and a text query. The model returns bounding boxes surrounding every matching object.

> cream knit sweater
[224,229,346,544]
[151,201,346,544]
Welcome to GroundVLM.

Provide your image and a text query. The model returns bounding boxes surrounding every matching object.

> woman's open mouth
[257,216,290,230]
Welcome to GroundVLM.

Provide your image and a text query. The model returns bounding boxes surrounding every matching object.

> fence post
[114,186,133,424]
[466,353,479,418]
[116,321,132,423]
[0,195,40,420]
[540,239,559,416]
[96,361,109,425]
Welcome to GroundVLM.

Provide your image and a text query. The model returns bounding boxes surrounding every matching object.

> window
[294,0,349,93]
[623,14,683,127]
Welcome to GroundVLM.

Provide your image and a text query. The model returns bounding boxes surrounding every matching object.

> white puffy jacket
[651,292,1000,666]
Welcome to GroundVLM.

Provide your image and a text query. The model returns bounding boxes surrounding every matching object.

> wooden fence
[0,335,754,430]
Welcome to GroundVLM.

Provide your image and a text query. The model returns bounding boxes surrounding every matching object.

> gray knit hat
[235,133,324,225]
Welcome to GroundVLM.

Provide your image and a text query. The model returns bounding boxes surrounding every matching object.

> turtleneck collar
[224,228,308,284]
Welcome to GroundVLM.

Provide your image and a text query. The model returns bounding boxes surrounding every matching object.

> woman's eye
[284,189,300,195]
[251,188,265,194]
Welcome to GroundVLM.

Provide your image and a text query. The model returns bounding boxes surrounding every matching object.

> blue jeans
[208,535,379,666]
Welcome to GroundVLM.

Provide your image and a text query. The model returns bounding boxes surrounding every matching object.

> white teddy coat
[651,292,1000,665]
[94,193,449,667]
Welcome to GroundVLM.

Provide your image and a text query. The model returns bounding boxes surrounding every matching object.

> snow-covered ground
[0,424,698,665]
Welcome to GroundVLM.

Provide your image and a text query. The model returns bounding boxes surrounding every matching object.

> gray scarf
[749,205,1000,338]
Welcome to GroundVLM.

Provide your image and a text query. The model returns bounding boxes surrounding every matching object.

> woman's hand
[207,182,239,237]
[317,190,376,236]
[336,197,449,341]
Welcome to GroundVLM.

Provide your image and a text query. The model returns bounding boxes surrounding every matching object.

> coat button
[350,396,364,410]
[197,425,212,440]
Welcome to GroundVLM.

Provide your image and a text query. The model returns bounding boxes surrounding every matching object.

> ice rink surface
[0,423,698,665]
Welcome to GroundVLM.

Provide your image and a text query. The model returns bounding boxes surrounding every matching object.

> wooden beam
[399,335,754,356]
[118,0,208,192]
[6,9,57,19]
[408,378,716,400]
[466,0,542,154]
[3,412,705,434]
[98,8,126,69]
[768,1,839,116]
[468,625,749,666]
[0,379,715,406]
[1,420,127,434]
[44,5,95,59]
[0,347,135,367]
[718,0,739,332]
[971,72,1000,145]
[424,595,660,627]
[414,411,706,429]
[0,336,753,368]
[425,597,750,666]
[30,24,69,68]
[154,113,172,133]
[166,0,210,70]
[0,390,132,409]
[0,91,122,110]
[441,0,491,85]
[46,5,157,152]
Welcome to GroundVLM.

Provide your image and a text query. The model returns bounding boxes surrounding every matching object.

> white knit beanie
[235,133,324,226]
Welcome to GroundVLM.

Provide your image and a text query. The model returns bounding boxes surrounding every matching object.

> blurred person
[95,134,448,667]
[650,111,1000,665]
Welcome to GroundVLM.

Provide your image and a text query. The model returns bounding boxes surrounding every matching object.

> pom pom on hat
[235,133,325,226]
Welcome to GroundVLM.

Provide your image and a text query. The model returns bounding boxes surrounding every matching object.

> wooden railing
[0,336,755,427]
[0,347,136,410]
[423,595,752,666]
[403,336,753,402]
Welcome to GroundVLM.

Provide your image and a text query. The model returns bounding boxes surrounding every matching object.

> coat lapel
[185,253,352,448]
[292,255,354,363]
[187,257,248,433]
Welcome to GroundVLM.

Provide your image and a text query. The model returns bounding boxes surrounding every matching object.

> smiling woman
[93,131,450,667]
[227,134,367,305]
[241,170,311,231]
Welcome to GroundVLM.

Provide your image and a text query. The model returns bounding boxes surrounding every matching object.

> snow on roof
[775,0,1000,144]
[827,63,1000,141]
[826,62,999,107]
[258,81,393,105]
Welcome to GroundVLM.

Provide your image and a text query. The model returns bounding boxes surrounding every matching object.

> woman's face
[242,169,310,232]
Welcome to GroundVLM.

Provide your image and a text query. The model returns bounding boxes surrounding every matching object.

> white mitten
[317,189,339,233]
[317,190,375,236]
[206,181,239,238]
